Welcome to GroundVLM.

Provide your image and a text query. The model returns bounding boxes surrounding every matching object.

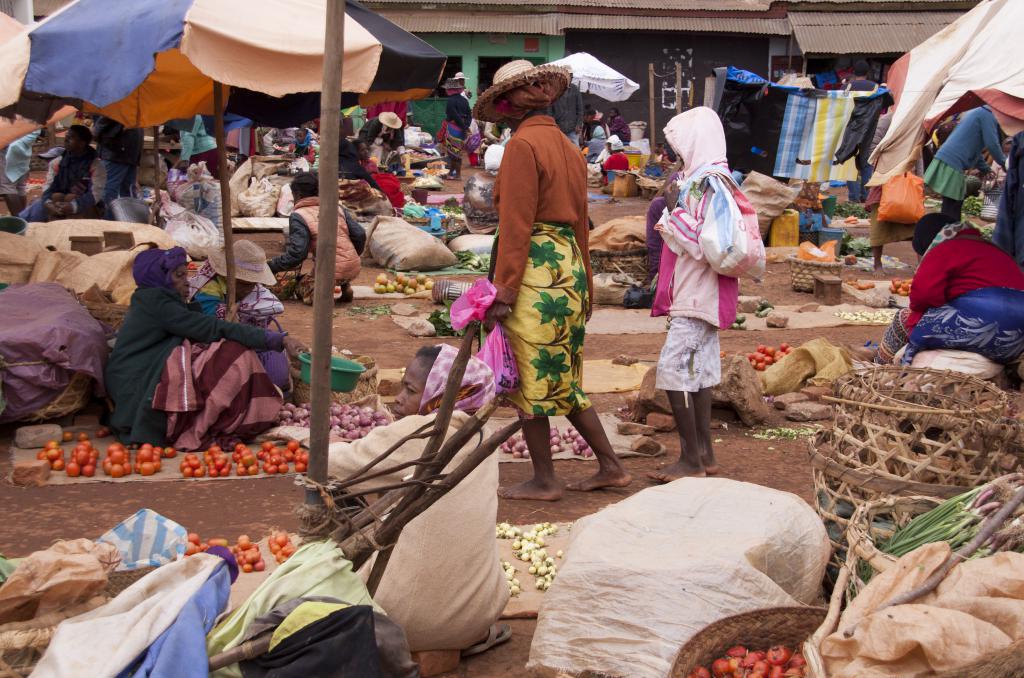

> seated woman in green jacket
[105,247,305,450]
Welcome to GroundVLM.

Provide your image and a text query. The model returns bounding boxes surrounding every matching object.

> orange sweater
[492,115,593,305]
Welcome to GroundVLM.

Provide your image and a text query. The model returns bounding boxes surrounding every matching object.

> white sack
[528,478,830,678]
[448,234,495,255]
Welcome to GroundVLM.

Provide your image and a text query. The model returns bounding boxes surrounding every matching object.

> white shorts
[0,154,26,196]
[656,317,721,392]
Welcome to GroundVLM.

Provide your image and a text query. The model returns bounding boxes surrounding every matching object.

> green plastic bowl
[297,352,366,392]
[0,216,27,235]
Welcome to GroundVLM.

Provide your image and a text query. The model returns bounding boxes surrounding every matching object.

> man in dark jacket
[93,116,144,215]
[551,83,584,146]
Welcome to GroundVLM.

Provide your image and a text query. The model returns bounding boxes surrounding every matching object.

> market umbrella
[868,0,1024,186]
[549,52,639,102]
[0,0,445,129]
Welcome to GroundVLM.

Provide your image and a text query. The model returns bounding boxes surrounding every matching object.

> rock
[631,436,662,456]
[800,386,832,402]
[411,650,461,678]
[636,368,671,418]
[617,421,657,436]
[14,424,62,450]
[389,303,418,317]
[785,402,833,422]
[797,303,820,313]
[738,295,767,313]
[711,356,771,426]
[766,312,790,328]
[405,319,437,337]
[11,460,51,487]
[773,392,809,411]
[612,354,639,366]
[645,412,676,432]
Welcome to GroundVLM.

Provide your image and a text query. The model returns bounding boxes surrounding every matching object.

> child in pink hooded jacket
[649,107,741,482]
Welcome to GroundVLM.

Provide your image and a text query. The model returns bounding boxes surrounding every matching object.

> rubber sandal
[461,623,512,657]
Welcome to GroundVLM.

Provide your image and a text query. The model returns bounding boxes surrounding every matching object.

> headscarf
[418,345,495,416]
[133,247,187,290]
[912,213,960,256]
[664,106,727,180]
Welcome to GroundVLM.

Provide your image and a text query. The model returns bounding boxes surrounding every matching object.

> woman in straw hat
[358,110,405,166]
[478,59,631,501]
[188,240,291,391]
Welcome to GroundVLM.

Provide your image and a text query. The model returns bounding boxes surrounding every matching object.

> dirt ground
[0,175,919,676]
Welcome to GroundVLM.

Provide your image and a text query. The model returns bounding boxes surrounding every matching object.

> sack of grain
[366,216,458,271]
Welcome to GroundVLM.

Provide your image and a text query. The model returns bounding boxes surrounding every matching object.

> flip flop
[461,623,512,657]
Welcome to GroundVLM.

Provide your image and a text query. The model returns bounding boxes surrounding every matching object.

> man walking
[94,116,143,217]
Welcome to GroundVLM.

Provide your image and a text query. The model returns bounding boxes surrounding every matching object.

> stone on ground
[406,319,437,337]
[773,392,809,411]
[738,295,767,313]
[11,460,51,487]
[711,356,771,426]
[617,421,657,436]
[766,312,790,328]
[785,402,833,422]
[14,424,62,450]
[644,412,676,432]
[631,436,662,455]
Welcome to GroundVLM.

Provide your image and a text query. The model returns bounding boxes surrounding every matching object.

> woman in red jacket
[877,213,1024,364]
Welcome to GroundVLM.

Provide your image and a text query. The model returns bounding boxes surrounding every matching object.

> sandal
[461,623,512,657]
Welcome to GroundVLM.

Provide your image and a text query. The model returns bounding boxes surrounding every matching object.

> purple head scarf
[419,344,495,415]
[133,247,188,290]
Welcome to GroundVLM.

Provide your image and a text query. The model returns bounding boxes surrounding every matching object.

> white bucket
[628,121,647,142]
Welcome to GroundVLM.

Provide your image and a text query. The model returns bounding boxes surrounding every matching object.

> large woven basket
[291,355,378,407]
[670,606,828,677]
[0,597,106,677]
[844,494,945,599]
[82,300,130,331]
[590,248,648,281]
[787,255,842,292]
[27,372,92,422]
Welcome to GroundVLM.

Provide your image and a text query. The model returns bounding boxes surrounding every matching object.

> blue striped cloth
[774,93,816,177]
[97,509,188,571]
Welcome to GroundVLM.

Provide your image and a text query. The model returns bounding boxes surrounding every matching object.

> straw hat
[473,59,571,123]
[378,111,402,130]
[207,240,277,286]
[443,72,466,90]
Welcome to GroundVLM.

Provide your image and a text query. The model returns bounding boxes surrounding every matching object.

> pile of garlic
[497,522,565,593]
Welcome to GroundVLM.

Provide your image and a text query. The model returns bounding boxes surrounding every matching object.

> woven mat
[498,522,574,619]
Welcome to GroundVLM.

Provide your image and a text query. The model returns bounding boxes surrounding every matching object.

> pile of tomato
[687,644,806,678]
[178,440,308,479]
[746,343,792,372]
[184,532,296,573]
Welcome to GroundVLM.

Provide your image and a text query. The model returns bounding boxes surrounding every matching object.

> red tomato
[163,447,177,458]
[779,342,790,351]
[274,532,289,547]
[766,646,792,667]
[295,462,307,473]
[110,464,125,478]
[192,466,206,478]
[764,347,776,357]
[66,462,81,477]
[261,441,274,452]
[253,560,266,572]
[139,462,155,476]
[82,464,95,477]
[286,440,300,452]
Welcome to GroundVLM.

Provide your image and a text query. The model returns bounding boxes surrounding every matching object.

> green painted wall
[410,33,566,136]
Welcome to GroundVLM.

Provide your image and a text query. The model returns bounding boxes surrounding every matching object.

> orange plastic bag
[878,172,925,224]
[798,240,837,262]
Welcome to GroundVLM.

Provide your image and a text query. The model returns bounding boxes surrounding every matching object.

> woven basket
[291,355,378,407]
[103,567,154,598]
[670,606,828,677]
[844,494,945,599]
[27,372,92,422]
[590,248,648,281]
[787,255,843,292]
[82,300,130,331]
[0,597,106,677]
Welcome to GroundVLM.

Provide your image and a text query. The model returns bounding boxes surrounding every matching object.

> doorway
[477,56,544,97]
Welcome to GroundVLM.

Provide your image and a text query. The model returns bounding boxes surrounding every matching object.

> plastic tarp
[528,478,830,678]
[870,0,1024,186]
[550,52,640,102]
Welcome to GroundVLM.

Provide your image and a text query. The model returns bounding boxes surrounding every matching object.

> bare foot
[703,464,721,476]
[566,469,632,492]
[498,478,564,501]
[647,462,707,484]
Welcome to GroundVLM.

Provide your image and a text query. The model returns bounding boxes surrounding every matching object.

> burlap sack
[137,152,167,189]
[822,544,1024,677]
[760,337,852,396]
[29,249,144,304]
[24,220,176,252]
[0,231,42,284]
[592,272,631,306]
[0,539,118,623]
[590,215,646,252]
[741,171,799,237]
[366,216,458,271]
[327,413,508,652]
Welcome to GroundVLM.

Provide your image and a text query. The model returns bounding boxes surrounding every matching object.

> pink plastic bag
[450,278,496,330]
[477,325,519,393]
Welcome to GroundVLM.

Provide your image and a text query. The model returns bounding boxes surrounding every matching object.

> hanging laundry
[774,93,817,178]
[794,91,856,182]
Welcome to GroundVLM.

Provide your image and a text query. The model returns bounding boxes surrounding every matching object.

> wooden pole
[212,83,237,316]
[150,125,160,226]
[674,62,682,114]
[306,0,346,497]
[648,63,656,147]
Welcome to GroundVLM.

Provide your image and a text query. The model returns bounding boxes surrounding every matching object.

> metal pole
[648,63,655,147]
[674,62,682,114]
[307,0,346,498]
[212,83,237,316]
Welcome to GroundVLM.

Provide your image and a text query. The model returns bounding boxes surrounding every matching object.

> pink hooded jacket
[652,108,739,329]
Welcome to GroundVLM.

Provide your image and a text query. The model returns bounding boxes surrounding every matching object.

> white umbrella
[550,52,639,102]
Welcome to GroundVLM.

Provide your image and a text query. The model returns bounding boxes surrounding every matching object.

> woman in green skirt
[475,60,631,501]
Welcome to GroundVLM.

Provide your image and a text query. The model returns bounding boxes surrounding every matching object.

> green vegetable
[346,305,392,319]
[881,488,983,558]
[427,303,458,337]
[755,308,772,318]
[962,195,983,217]
[751,427,818,441]
[841,234,872,258]
[833,202,869,219]
[454,250,490,272]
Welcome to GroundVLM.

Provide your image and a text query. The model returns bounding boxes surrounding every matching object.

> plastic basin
[297,352,365,392]
[0,216,27,235]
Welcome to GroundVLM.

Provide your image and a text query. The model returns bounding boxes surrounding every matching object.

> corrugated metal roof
[790,10,962,53]
[379,11,790,35]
